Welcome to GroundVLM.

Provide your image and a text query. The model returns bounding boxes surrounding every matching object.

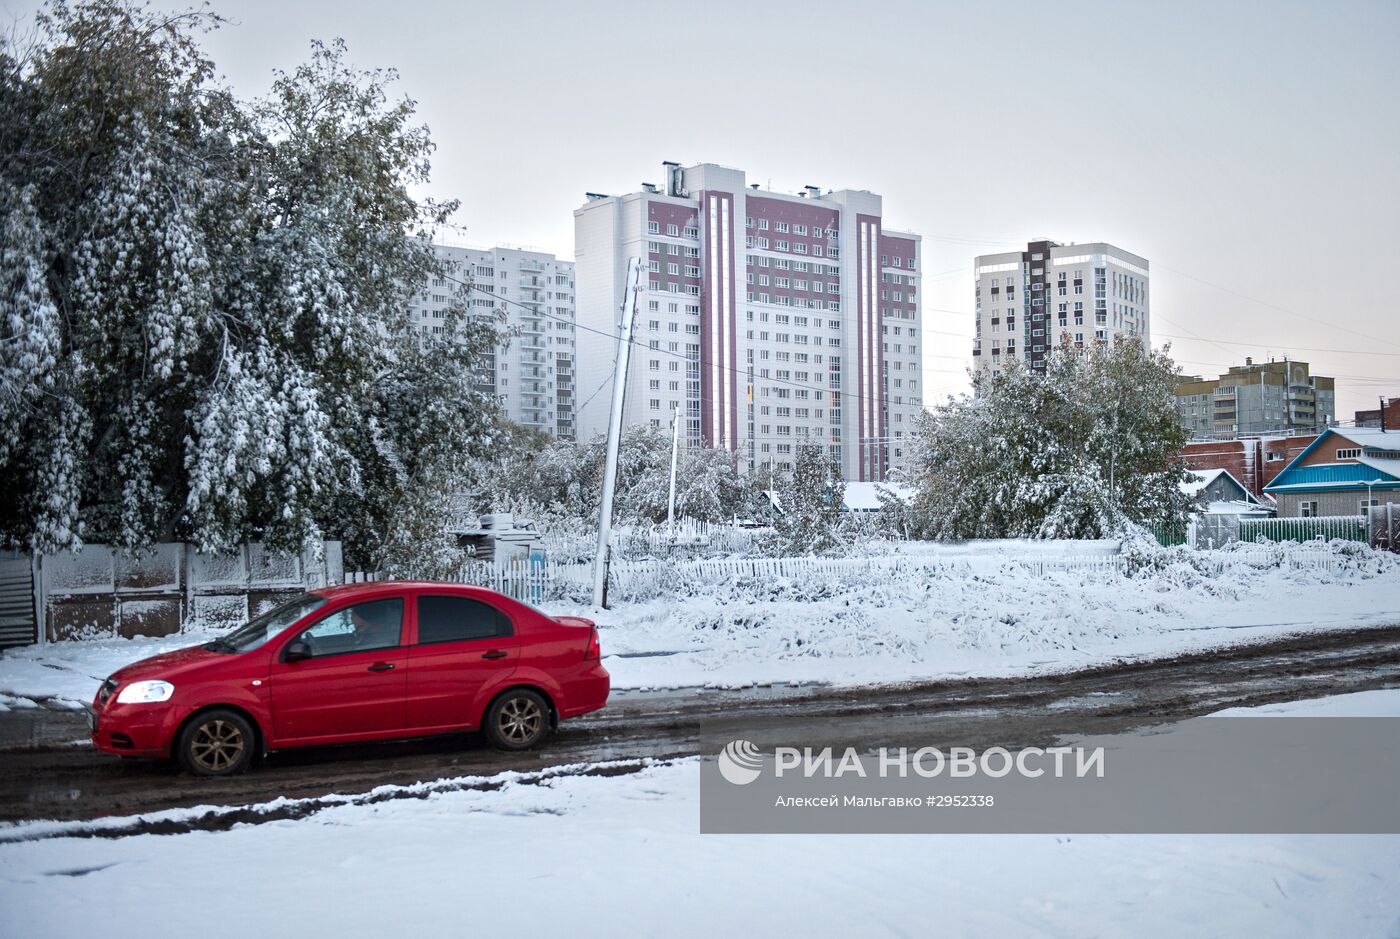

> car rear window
[417,595,512,645]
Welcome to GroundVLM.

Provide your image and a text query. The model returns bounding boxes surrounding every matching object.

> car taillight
[585,627,601,662]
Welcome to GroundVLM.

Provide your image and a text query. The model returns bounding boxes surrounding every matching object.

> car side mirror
[284,640,313,662]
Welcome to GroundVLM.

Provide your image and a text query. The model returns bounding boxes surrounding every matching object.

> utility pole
[666,404,682,541]
[593,257,642,608]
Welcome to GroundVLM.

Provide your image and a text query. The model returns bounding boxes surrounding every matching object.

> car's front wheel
[176,709,255,776]
[484,689,550,750]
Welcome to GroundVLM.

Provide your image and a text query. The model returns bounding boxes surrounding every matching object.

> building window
[648,221,659,234]
[1299,501,1319,518]
[1336,448,1362,460]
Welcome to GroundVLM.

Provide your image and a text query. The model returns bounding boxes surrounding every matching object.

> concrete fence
[0,541,342,648]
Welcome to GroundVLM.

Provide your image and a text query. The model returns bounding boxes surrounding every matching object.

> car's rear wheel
[177,709,255,776]
[484,689,549,750]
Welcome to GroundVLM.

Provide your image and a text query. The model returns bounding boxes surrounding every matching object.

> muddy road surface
[2,624,1398,829]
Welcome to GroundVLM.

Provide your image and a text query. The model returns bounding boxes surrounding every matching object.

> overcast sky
[11,0,1399,418]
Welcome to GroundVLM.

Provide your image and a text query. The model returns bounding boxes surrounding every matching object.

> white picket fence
[343,550,1128,604]
[345,559,567,604]
[342,540,1372,605]
[1196,543,1351,577]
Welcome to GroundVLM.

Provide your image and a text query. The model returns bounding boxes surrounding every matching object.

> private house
[1180,469,1273,517]
[1263,428,1400,517]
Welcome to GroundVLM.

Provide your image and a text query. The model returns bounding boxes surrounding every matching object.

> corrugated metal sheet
[0,555,36,650]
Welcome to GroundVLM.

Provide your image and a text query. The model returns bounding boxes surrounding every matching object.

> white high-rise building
[573,161,923,482]
[407,244,577,438]
[972,239,1149,382]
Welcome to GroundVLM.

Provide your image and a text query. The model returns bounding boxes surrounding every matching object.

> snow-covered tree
[0,3,502,570]
[903,337,1192,540]
[767,441,845,555]
[468,420,752,528]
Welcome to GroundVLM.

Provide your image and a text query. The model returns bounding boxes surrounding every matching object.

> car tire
[484,689,550,751]
[176,709,256,777]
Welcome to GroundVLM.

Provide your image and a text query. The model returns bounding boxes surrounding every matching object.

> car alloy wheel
[486,690,550,750]
[178,709,255,776]
[499,697,542,744]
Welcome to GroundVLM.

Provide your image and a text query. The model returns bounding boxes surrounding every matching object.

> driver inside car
[351,605,399,649]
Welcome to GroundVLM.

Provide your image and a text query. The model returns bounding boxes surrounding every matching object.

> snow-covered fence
[602,552,1127,602]
[345,558,592,605]
[539,520,766,564]
[343,548,1130,606]
[1192,543,1358,577]
[1239,516,1367,545]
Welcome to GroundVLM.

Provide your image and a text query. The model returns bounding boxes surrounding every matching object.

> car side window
[295,598,404,658]
[416,595,512,645]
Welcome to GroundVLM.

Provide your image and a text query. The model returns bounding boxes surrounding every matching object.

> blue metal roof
[1266,452,1400,493]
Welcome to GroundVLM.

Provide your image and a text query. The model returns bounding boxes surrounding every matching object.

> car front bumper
[90,701,182,758]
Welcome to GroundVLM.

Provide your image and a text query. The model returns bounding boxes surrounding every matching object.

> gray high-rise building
[407,244,577,439]
[973,239,1149,380]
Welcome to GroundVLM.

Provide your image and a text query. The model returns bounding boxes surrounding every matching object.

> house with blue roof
[1263,427,1400,517]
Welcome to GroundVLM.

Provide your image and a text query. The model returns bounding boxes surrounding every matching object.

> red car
[88,582,609,776]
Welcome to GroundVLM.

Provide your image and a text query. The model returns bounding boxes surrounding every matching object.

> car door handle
[481,650,508,660]
[367,662,396,672]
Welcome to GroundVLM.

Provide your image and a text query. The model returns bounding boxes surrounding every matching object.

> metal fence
[1145,522,1189,547]
[1238,516,1368,545]
[1369,504,1400,554]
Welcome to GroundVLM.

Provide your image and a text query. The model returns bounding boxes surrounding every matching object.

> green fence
[1145,522,1189,547]
[1238,516,1367,545]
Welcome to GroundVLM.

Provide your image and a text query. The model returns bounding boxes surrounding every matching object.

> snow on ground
[572,541,1400,690]
[4,699,1400,937]
[1214,688,1400,717]
[2,541,1398,702]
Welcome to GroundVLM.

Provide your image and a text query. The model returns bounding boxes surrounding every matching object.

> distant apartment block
[573,161,923,482]
[407,244,577,439]
[973,240,1149,380]
[1175,358,1335,439]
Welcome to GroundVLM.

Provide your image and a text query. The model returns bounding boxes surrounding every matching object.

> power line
[1154,264,1400,353]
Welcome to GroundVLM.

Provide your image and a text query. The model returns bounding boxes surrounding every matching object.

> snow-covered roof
[1202,500,1273,516]
[842,482,913,511]
[762,482,913,513]
[1335,427,1400,449]
[1180,468,1261,504]
[1357,454,1400,483]
[1180,468,1226,497]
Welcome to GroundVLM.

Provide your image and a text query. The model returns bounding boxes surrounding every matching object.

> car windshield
[204,593,328,654]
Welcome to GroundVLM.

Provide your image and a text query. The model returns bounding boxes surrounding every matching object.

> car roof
[311,581,501,601]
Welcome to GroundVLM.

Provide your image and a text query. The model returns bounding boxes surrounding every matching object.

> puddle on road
[1046,692,1129,711]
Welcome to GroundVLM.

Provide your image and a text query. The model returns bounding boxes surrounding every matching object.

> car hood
[108,645,226,684]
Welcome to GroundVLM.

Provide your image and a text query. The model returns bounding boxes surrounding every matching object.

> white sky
[10,0,1400,419]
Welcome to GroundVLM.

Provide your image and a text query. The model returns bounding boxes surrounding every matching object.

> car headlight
[115,680,175,704]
